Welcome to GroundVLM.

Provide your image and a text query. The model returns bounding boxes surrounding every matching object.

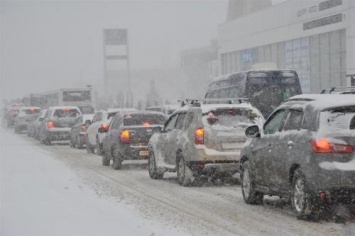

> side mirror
[245,125,260,138]
[85,120,92,126]
[38,117,44,122]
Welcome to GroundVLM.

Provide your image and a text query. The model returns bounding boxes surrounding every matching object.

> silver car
[148,100,264,186]
[14,107,42,133]
[38,106,81,145]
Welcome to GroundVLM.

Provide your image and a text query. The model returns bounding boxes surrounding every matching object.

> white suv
[148,100,265,186]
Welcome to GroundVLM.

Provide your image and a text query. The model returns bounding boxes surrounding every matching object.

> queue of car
[4,88,355,221]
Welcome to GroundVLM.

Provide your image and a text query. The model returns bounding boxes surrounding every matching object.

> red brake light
[142,121,150,126]
[195,127,204,145]
[47,121,55,128]
[120,130,130,143]
[81,124,87,132]
[101,123,109,131]
[311,138,353,153]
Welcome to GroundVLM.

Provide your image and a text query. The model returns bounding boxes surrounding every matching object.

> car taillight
[142,121,150,126]
[101,123,109,131]
[195,127,204,145]
[120,130,130,143]
[81,124,86,132]
[47,121,55,128]
[311,138,353,153]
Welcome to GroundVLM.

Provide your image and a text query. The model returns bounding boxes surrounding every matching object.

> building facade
[218,0,355,93]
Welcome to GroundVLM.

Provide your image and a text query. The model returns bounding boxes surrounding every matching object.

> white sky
[0,0,228,101]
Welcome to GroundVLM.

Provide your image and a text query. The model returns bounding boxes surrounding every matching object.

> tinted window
[184,112,194,130]
[110,115,122,130]
[203,108,261,127]
[319,106,355,131]
[24,108,41,115]
[283,110,304,131]
[123,113,166,126]
[264,110,287,135]
[164,114,178,132]
[53,109,80,118]
[63,91,91,102]
[175,113,186,129]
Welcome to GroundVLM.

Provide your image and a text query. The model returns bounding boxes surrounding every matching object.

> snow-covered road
[1,128,354,236]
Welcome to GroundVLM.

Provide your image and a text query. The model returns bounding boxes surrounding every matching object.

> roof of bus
[48,106,81,110]
[210,69,297,83]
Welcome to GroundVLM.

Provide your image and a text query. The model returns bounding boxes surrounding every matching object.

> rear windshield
[123,113,166,126]
[320,106,355,131]
[202,108,262,127]
[53,109,80,118]
[23,108,41,115]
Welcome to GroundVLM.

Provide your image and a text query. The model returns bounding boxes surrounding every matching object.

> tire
[102,146,111,166]
[69,137,75,148]
[86,142,95,154]
[148,150,163,179]
[76,136,83,149]
[291,169,316,220]
[241,161,263,205]
[96,137,103,156]
[177,155,194,186]
[112,149,122,170]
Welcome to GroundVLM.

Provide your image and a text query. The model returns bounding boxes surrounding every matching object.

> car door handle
[287,141,294,147]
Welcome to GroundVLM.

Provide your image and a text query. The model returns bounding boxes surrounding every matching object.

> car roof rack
[320,86,355,94]
[178,98,249,107]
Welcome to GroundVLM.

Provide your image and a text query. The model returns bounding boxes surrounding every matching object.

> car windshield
[123,113,166,126]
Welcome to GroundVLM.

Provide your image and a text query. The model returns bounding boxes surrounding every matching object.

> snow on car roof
[48,106,81,110]
[288,94,355,110]
[200,103,256,113]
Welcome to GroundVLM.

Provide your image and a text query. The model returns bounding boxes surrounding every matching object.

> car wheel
[70,136,75,148]
[96,137,103,155]
[148,150,163,179]
[177,155,194,186]
[76,136,83,149]
[86,142,95,154]
[112,150,122,170]
[291,169,315,220]
[102,146,111,166]
[241,161,263,205]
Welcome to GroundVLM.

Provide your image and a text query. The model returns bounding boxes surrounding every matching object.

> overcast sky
[0,0,228,102]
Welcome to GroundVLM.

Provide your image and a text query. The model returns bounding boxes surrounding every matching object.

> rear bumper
[45,128,71,141]
[187,161,239,176]
[120,144,149,160]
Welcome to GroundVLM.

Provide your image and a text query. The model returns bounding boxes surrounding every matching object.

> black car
[240,94,355,220]
[101,111,166,169]
[70,114,94,149]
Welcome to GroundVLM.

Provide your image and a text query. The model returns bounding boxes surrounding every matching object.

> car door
[88,112,102,145]
[155,113,179,167]
[277,108,308,192]
[250,109,287,188]
[164,112,186,165]
[104,114,122,155]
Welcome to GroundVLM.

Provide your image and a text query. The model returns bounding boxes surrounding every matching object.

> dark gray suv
[240,94,355,220]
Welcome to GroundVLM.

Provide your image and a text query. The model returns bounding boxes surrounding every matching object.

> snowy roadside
[0,128,187,236]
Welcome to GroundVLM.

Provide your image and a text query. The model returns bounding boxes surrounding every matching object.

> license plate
[139,150,149,156]
[222,142,243,149]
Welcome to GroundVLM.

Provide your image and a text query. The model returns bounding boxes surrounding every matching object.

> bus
[205,70,302,118]
[42,87,95,114]
[22,93,43,108]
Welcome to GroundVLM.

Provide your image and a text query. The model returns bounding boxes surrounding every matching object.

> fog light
[319,192,326,198]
